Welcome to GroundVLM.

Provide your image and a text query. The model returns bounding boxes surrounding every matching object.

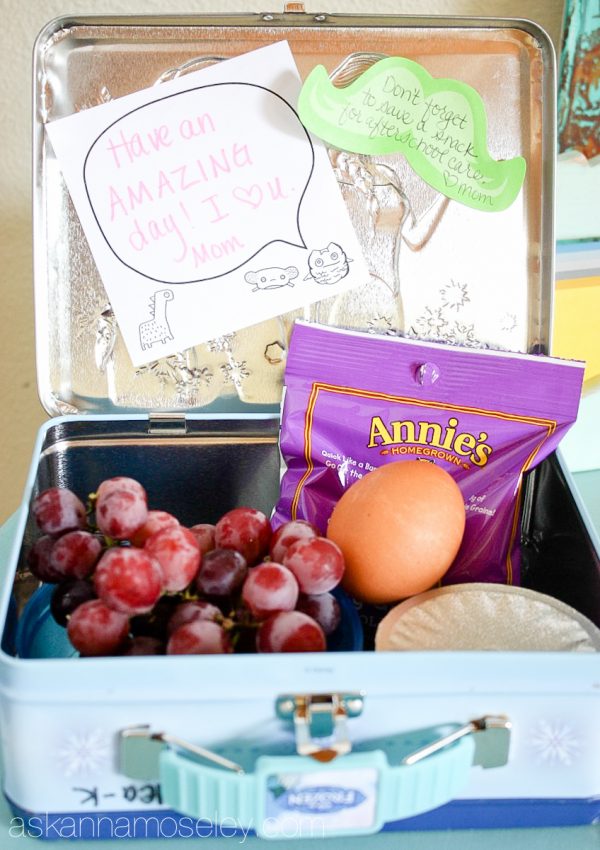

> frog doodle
[304,242,352,285]
[244,266,299,292]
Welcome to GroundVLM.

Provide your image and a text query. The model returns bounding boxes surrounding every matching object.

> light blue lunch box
[1,6,599,842]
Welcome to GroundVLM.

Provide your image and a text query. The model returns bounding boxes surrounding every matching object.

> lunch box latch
[275,691,364,762]
[147,412,188,436]
[283,2,306,13]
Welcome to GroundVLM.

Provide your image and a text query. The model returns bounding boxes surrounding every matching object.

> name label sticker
[261,767,379,838]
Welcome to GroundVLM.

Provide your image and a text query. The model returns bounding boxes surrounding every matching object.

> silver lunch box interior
[17,12,587,659]
[4,419,600,655]
[33,12,555,417]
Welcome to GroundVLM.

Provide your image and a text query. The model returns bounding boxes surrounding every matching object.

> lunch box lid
[33,5,556,418]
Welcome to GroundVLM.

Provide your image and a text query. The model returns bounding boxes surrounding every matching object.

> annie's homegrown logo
[367,415,493,468]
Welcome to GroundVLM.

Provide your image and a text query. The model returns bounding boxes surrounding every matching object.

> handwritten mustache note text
[298,56,526,212]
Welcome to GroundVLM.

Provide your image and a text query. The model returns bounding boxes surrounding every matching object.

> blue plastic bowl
[15,583,363,659]
[15,583,77,659]
[329,585,363,651]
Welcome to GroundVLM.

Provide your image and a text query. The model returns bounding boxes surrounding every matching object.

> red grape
[144,526,200,592]
[283,537,345,595]
[96,477,146,499]
[167,600,222,636]
[28,483,349,658]
[27,535,65,582]
[269,520,319,563]
[296,592,341,635]
[95,481,148,540]
[189,523,216,555]
[67,599,130,656]
[241,563,299,619]
[195,548,247,597]
[214,507,271,565]
[256,611,326,653]
[129,596,179,640]
[49,530,102,580]
[130,510,180,547]
[167,620,232,655]
[32,487,86,536]
[124,636,165,655]
[94,547,163,615]
[50,579,96,626]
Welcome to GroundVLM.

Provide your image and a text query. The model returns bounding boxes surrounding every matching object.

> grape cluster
[27,479,346,657]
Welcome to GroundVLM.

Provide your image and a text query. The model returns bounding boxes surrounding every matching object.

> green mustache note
[298,57,526,212]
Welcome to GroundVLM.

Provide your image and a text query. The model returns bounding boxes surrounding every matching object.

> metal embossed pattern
[33,14,554,415]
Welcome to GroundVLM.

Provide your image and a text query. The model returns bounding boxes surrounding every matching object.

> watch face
[260,766,379,839]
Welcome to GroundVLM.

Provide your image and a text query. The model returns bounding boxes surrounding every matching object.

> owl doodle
[304,242,352,285]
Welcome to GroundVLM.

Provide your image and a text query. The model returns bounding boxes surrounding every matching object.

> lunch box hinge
[402,715,512,769]
[119,725,244,780]
[147,412,188,436]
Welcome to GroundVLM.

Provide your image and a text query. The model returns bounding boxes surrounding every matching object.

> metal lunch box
[1,6,599,841]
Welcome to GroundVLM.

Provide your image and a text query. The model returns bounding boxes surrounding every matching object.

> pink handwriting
[122,173,289,270]
[127,208,245,271]
[231,178,288,209]
[129,214,187,263]
[201,194,229,224]
[192,236,245,268]
[108,144,254,220]
[178,113,216,140]
[106,126,173,168]
[105,113,219,169]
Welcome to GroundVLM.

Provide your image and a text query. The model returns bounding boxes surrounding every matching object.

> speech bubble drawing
[83,83,314,284]
[298,57,526,212]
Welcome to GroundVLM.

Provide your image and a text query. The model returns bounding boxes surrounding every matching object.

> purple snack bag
[274,322,584,587]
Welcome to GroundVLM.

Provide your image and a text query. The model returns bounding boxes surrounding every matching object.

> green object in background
[298,57,526,213]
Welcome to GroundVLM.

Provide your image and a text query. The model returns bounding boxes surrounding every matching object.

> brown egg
[327,461,466,603]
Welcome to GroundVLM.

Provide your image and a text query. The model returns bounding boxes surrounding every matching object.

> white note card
[46,41,369,366]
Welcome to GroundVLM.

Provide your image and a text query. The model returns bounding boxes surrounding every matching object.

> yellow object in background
[553,275,600,391]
